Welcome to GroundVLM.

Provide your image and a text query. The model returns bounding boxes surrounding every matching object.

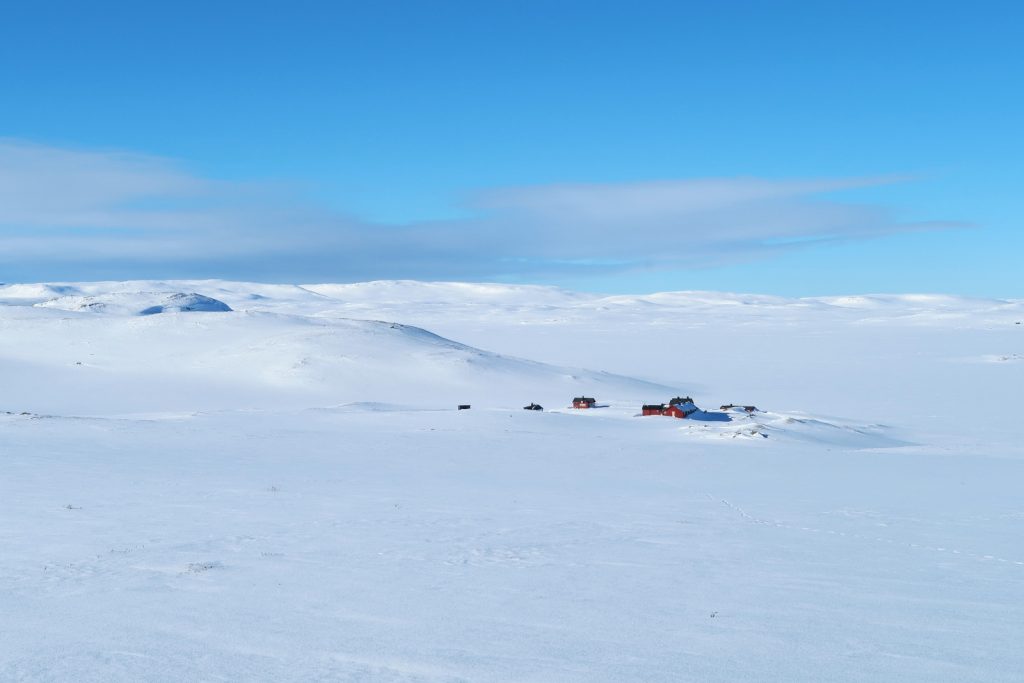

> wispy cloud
[0,139,963,282]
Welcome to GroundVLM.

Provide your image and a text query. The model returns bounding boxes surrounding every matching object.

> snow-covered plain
[2,280,1022,681]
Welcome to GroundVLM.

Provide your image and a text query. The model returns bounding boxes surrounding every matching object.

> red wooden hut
[664,402,698,419]
[572,397,597,409]
[641,397,700,418]
[641,404,666,416]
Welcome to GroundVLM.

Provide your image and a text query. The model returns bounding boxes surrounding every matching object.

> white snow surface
[2,279,1023,681]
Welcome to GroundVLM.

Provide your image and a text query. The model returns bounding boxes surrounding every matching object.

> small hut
[572,397,597,409]
[641,404,666,416]
[523,403,544,411]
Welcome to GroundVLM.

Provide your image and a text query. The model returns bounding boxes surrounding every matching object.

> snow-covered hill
[0,291,669,416]
[35,291,233,315]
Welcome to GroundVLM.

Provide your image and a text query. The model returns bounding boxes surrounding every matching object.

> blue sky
[1,1,1021,295]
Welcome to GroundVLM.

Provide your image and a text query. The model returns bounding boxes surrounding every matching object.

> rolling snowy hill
[0,288,669,416]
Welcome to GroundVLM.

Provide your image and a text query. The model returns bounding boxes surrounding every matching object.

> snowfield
[1,280,1022,681]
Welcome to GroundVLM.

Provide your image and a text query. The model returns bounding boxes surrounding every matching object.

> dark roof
[573,397,596,402]
[642,404,666,410]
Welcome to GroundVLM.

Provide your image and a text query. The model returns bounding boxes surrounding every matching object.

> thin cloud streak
[0,140,965,283]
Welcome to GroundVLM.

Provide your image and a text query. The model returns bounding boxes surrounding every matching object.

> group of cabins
[571,395,726,419]
[459,396,756,418]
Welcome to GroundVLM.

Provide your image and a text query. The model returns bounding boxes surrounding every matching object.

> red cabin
[641,397,700,418]
[664,403,698,419]
[572,397,597,409]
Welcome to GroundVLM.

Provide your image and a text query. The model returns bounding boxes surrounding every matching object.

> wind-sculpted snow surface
[1,280,1023,682]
